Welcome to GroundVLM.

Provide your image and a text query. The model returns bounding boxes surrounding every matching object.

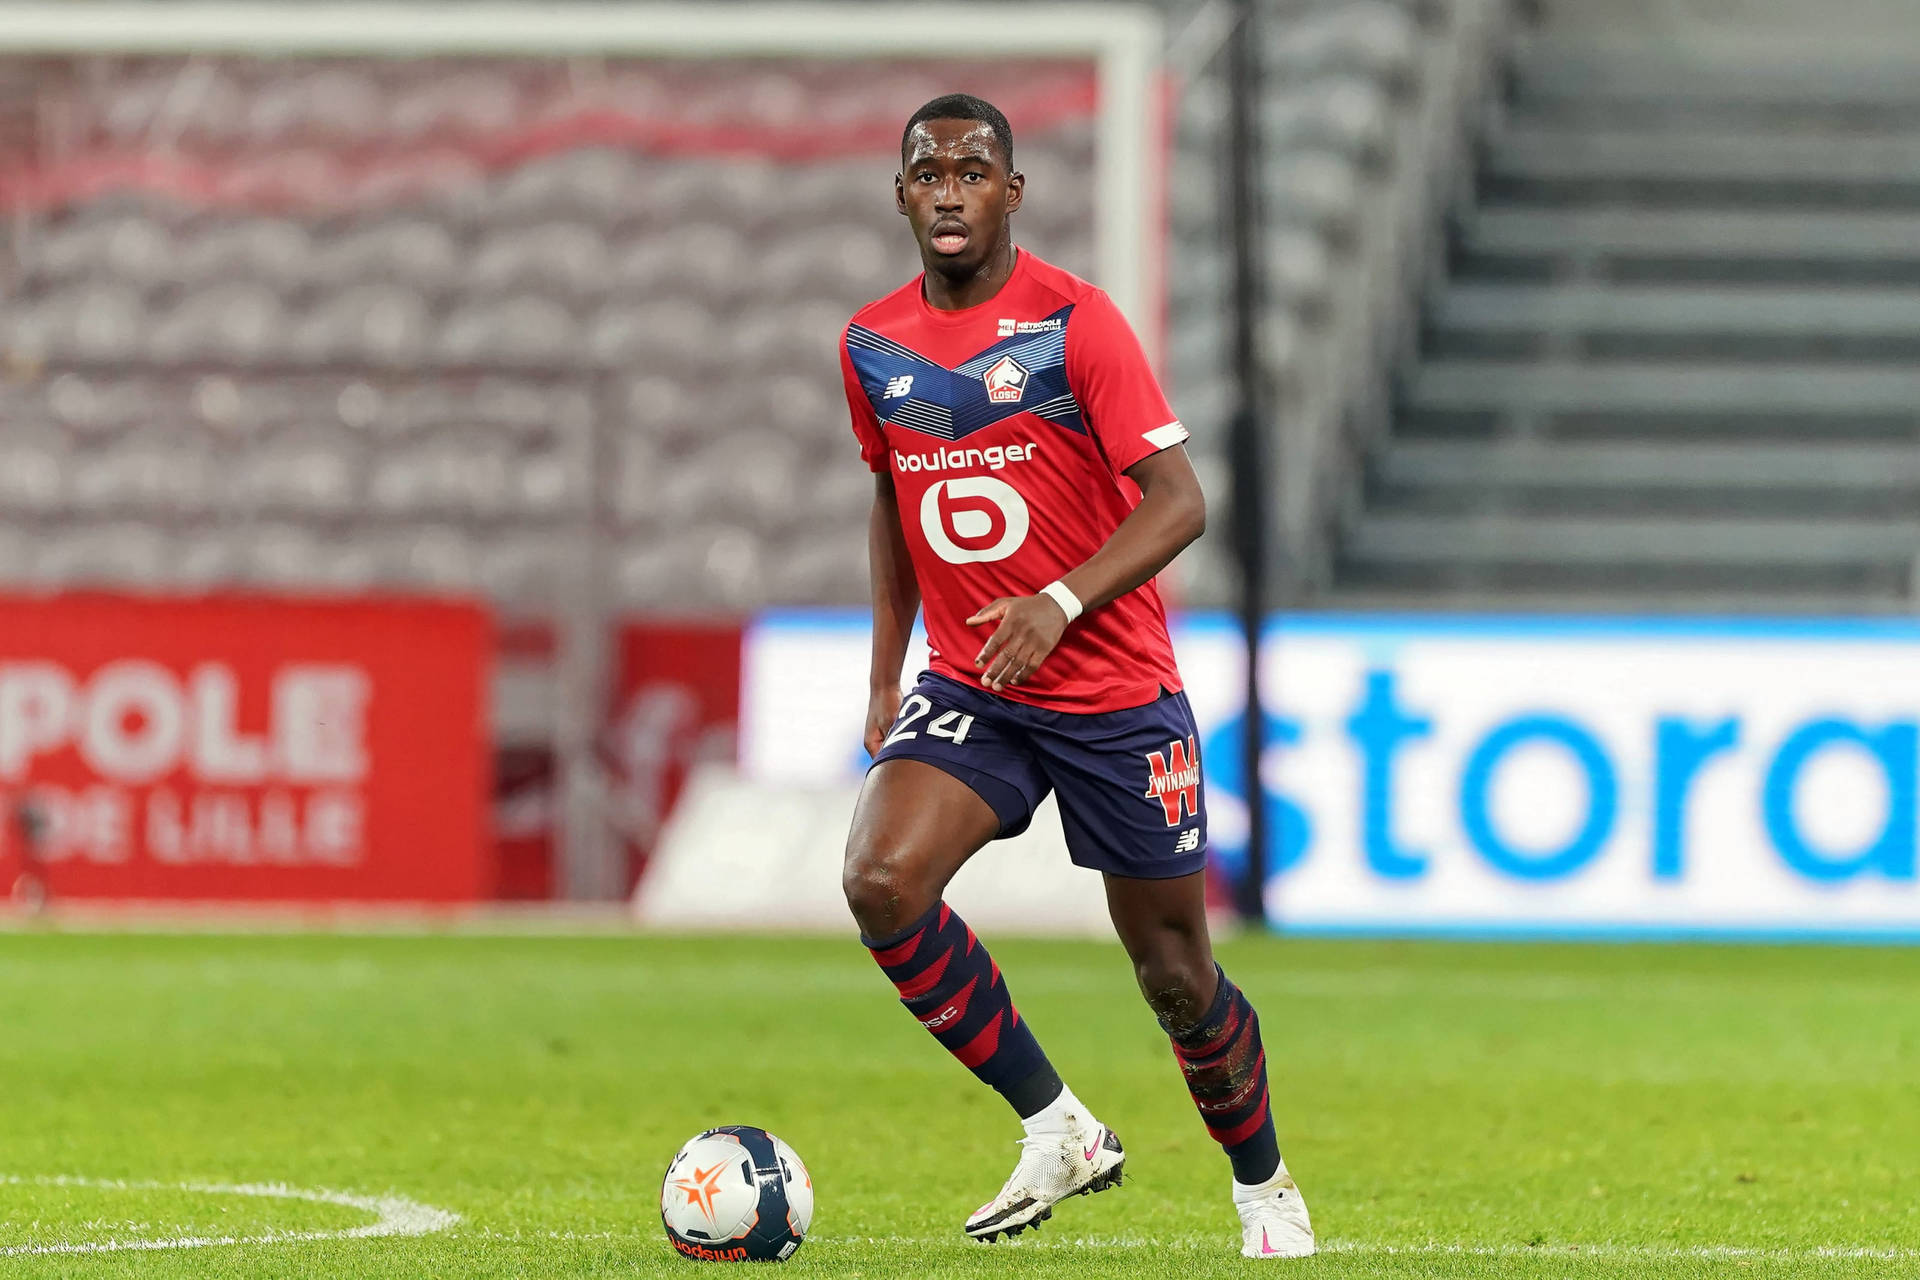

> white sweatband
[1039,580,1084,624]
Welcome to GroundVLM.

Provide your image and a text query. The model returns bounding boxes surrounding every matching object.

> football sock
[1019,1083,1090,1139]
[1162,965,1282,1185]
[864,900,1063,1119]
[1232,1163,1296,1202]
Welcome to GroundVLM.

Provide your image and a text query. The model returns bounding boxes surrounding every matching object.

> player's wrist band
[1039,580,1084,624]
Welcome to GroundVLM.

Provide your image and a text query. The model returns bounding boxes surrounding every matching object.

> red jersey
[839,249,1189,713]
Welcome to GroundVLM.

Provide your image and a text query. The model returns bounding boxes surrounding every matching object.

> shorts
[871,670,1209,880]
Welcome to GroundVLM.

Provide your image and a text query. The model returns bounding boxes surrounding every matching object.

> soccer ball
[660,1126,813,1262]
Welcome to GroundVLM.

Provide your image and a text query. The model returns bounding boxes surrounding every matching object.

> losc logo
[982,355,1029,404]
[920,476,1029,564]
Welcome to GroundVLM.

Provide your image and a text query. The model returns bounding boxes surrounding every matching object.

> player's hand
[967,595,1070,692]
[864,684,903,758]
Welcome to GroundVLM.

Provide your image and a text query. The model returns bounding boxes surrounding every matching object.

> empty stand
[0,55,1096,615]
[1338,32,1920,611]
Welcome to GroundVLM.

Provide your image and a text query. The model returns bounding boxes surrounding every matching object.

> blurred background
[1,0,1916,940]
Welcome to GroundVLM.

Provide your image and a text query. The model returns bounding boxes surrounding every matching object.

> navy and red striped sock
[1163,965,1282,1185]
[863,901,1063,1118]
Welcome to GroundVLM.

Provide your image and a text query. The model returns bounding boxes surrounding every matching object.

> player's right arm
[841,328,917,755]
[865,471,920,756]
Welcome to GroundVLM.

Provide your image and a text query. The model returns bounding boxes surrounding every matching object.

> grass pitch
[0,929,1915,1278]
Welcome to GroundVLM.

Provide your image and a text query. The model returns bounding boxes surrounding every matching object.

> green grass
[0,929,1915,1277]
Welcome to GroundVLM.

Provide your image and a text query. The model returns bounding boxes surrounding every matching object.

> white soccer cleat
[1235,1167,1315,1259]
[964,1115,1125,1242]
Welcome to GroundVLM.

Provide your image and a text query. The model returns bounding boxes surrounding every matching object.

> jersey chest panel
[844,303,1086,443]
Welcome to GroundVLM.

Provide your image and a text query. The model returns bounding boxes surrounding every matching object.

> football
[660,1126,814,1262]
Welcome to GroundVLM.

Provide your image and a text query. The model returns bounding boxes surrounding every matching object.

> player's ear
[895,172,908,215]
[1005,170,1024,216]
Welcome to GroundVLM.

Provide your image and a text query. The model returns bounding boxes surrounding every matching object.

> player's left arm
[968,445,1204,689]
[971,291,1206,691]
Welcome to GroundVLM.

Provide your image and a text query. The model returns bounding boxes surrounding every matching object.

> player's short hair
[900,94,1014,170]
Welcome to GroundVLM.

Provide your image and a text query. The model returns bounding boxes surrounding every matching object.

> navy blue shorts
[871,670,1208,880]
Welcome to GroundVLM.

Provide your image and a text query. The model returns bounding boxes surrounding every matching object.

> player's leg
[845,677,1122,1241]
[1104,872,1311,1258]
[1038,687,1313,1258]
[845,757,1064,1116]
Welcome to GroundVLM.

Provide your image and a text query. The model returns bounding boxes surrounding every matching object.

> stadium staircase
[1333,32,1920,612]
[1169,0,1508,606]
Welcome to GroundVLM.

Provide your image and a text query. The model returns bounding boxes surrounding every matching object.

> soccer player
[836,94,1314,1259]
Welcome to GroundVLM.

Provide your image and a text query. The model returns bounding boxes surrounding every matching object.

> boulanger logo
[895,442,1037,474]
[920,476,1029,564]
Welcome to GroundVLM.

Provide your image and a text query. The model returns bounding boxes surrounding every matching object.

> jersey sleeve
[1064,289,1188,475]
[839,330,889,474]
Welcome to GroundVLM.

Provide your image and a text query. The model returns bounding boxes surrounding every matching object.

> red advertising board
[0,594,492,902]
[608,622,741,889]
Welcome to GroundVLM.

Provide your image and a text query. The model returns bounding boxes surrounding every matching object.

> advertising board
[0,594,491,902]
[739,611,1920,939]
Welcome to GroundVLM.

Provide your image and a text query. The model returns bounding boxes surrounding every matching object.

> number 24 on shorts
[883,695,975,751]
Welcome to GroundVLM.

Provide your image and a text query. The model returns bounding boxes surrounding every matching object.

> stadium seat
[35,524,169,588]
[0,433,68,514]
[49,373,160,437]
[587,299,718,371]
[172,532,242,589]
[608,440,661,527]
[179,219,313,286]
[235,435,360,516]
[387,524,483,591]
[291,284,434,366]
[513,451,579,518]
[769,530,867,605]
[315,219,463,289]
[471,222,610,298]
[369,438,515,516]
[611,223,749,302]
[755,372,841,441]
[806,461,877,527]
[48,284,147,363]
[1264,78,1394,162]
[68,427,211,515]
[1265,3,1421,89]
[148,284,289,365]
[481,533,566,608]
[389,69,525,140]
[436,295,580,367]
[1263,152,1363,238]
[30,214,175,285]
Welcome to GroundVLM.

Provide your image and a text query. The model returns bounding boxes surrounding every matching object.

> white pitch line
[0,1175,459,1257]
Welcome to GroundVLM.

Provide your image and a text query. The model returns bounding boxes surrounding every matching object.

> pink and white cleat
[964,1109,1124,1242]
[1235,1166,1315,1258]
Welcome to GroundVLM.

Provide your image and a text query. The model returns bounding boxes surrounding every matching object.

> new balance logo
[1174,829,1201,855]
[884,374,914,398]
[1145,736,1201,826]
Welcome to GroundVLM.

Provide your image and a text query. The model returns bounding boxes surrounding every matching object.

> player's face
[896,120,1023,276]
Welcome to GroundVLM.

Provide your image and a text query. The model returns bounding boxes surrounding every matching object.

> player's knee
[841,846,915,936]
[1133,952,1214,1031]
